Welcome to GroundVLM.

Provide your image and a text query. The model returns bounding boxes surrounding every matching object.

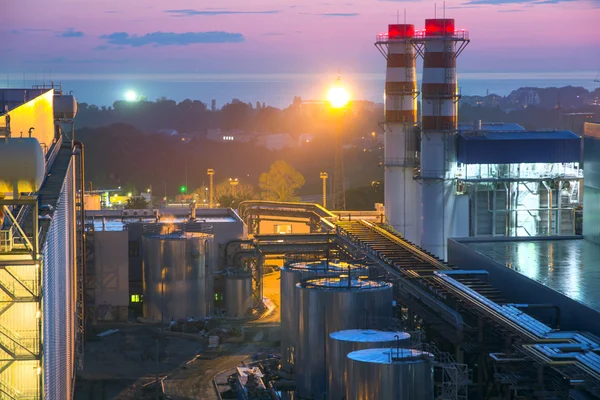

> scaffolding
[0,196,42,400]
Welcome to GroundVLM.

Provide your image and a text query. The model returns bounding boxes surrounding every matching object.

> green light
[180,186,186,193]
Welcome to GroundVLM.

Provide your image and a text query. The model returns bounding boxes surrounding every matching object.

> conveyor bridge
[239,201,600,398]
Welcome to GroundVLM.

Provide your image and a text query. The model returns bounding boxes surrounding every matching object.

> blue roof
[460,130,580,141]
[457,130,581,164]
[458,122,525,132]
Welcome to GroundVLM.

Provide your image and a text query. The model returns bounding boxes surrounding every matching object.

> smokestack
[419,18,469,258]
[375,24,420,244]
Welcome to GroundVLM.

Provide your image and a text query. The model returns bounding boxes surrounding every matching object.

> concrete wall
[584,122,600,244]
[93,231,129,321]
[448,238,600,336]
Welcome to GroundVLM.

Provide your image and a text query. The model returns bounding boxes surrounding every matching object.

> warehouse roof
[457,130,581,164]
[458,122,525,132]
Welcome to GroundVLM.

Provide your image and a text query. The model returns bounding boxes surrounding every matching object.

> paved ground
[76,271,283,399]
[75,324,203,399]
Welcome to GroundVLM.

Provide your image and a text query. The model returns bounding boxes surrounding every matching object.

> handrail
[360,220,449,271]
[238,200,337,221]
[335,222,464,332]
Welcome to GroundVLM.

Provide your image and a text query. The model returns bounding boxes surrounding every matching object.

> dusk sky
[2,0,599,78]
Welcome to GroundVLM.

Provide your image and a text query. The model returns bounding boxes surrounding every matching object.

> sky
[1,0,599,77]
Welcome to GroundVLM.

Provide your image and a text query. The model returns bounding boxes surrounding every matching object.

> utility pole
[328,72,349,211]
[320,172,328,208]
[207,169,215,208]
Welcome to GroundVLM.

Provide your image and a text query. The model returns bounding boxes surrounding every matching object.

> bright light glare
[125,91,138,102]
[327,86,350,108]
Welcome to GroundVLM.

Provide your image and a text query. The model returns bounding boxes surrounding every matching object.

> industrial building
[376,21,584,259]
[84,207,246,321]
[584,121,600,243]
[0,86,82,399]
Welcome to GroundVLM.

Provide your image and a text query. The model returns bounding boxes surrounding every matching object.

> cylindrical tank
[225,273,253,318]
[328,330,410,399]
[142,232,212,321]
[53,94,78,119]
[346,348,435,400]
[0,138,45,193]
[296,277,393,399]
[280,260,365,372]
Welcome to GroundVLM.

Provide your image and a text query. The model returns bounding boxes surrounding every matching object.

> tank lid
[330,330,410,343]
[300,277,391,291]
[285,260,363,273]
[347,348,434,364]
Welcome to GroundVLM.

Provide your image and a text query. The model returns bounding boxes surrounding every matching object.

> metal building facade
[584,122,600,244]
[42,160,76,400]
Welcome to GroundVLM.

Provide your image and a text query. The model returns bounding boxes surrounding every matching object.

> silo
[346,348,435,400]
[295,277,393,399]
[328,330,410,399]
[225,273,253,318]
[142,232,212,321]
[280,260,365,372]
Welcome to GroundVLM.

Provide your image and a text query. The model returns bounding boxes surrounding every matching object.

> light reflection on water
[468,239,600,311]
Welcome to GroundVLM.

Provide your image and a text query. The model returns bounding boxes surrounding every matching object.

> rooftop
[457,130,581,164]
[91,216,239,231]
[459,130,580,141]
[462,239,600,313]
[458,122,525,132]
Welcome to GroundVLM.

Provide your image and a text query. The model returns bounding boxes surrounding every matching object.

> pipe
[73,140,86,344]
[224,239,254,266]
[508,303,561,330]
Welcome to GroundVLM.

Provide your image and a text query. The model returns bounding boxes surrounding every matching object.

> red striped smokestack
[418,18,469,259]
[375,24,420,244]
[421,18,458,131]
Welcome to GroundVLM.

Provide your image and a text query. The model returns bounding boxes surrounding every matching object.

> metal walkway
[334,219,600,397]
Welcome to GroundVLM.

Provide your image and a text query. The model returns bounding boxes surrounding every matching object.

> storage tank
[345,348,435,400]
[0,138,45,193]
[142,232,212,321]
[225,273,253,318]
[53,94,78,119]
[296,277,393,399]
[280,260,365,372]
[328,330,410,399]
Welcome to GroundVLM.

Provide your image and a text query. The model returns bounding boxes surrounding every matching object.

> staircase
[414,343,470,400]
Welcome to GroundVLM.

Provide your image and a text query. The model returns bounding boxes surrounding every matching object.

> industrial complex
[1,16,600,400]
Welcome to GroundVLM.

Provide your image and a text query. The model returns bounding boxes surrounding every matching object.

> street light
[327,86,350,109]
[327,72,350,211]
[320,172,328,208]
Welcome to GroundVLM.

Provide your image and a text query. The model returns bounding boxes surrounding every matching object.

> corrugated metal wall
[457,132,581,164]
[584,128,600,244]
[43,160,75,400]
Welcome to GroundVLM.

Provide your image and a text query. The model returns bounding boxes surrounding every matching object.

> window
[130,294,142,303]
[128,241,139,257]
[274,224,292,234]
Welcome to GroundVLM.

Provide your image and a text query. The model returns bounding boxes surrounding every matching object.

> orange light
[327,86,350,109]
